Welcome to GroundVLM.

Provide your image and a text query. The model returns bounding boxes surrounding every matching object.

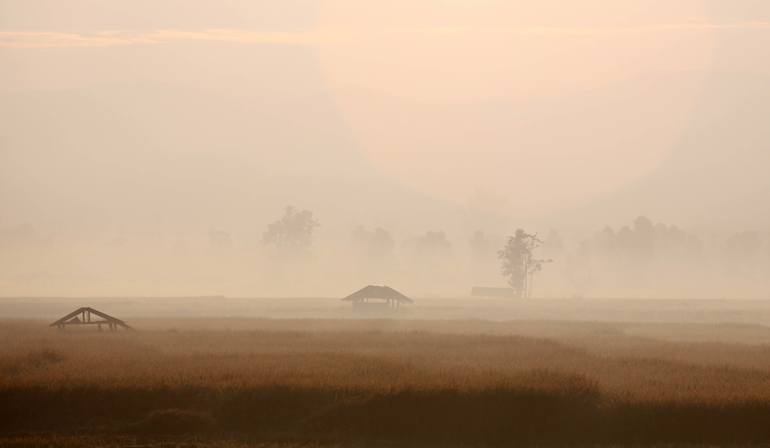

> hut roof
[50,307,134,330]
[342,285,413,303]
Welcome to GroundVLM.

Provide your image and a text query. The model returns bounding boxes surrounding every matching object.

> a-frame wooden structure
[50,307,134,331]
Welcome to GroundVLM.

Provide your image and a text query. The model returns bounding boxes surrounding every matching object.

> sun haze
[1,0,769,297]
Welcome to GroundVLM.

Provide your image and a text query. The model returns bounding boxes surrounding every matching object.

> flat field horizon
[4,295,770,326]
[4,298,770,447]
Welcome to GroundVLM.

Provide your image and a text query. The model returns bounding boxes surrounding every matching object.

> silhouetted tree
[576,216,704,293]
[352,226,394,259]
[262,206,319,257]
[589,217,702,265]
[630,215,655,262]
[725,231,762,260]
[415,230,452,257]
[498,229,551,299]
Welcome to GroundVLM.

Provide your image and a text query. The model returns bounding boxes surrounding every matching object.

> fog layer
[1,1,769,297]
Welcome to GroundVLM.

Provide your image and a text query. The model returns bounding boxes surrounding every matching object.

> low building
[342,285,413,311]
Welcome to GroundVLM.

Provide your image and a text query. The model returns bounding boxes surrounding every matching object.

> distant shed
[342,285,413,311]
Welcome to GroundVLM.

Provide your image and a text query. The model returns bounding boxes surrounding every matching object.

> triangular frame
[50,307,134,331]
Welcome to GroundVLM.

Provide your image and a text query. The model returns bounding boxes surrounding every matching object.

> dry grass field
[3,318,770,446]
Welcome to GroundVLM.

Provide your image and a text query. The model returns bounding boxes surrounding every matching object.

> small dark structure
[342,285,413,311]
[50,307,134,331]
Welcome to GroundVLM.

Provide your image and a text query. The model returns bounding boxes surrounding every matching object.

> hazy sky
[2,0,770,236]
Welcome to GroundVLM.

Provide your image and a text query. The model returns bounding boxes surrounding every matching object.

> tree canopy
[262,206,319,257]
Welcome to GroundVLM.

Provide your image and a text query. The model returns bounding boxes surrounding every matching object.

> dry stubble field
[3,318,770,447]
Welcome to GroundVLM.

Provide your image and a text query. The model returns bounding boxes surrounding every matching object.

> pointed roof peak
[50,307,134,330]
[342,285,413,303]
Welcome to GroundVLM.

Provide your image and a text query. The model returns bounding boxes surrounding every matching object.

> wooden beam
[50,307,134,331]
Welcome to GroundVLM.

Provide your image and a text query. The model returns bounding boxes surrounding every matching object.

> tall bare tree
[498,229,551,298]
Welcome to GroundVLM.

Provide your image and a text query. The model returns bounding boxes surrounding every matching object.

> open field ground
[3,308,770,446]
[4,296,770,324]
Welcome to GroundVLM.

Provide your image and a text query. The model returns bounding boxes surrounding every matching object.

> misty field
[4,319,770,447]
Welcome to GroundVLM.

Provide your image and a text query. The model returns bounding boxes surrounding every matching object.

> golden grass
[3,320,770,401]
[3,319,770,445]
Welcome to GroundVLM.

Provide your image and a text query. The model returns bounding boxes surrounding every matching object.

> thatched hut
[342,285,413,310]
